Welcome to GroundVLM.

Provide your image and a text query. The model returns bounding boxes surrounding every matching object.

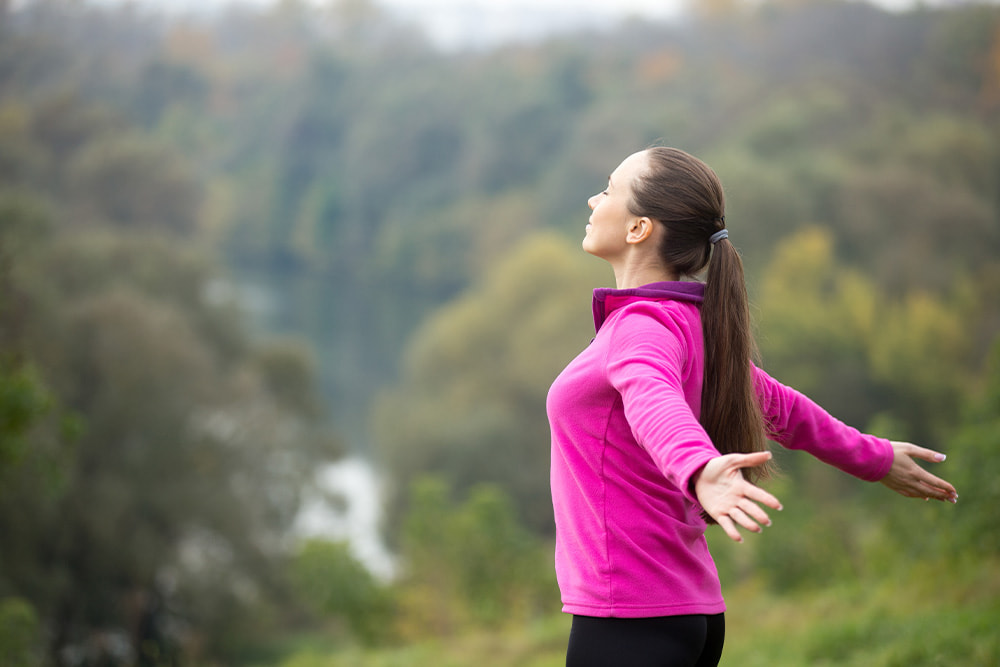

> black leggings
[566,613,725,667]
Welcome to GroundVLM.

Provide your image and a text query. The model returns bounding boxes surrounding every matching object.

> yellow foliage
[0,102,29,135]
[868,291,966,393]
[636,49,683,86]
[757,226,973,437]
[757,226,871,387]
[393,581,467,641]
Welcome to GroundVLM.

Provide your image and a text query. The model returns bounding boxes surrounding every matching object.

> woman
[546,147,958,667]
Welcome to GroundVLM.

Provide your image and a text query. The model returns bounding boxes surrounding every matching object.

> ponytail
[701,237,773,485]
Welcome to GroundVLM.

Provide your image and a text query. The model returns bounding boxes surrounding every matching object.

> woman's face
[583,151,648,261]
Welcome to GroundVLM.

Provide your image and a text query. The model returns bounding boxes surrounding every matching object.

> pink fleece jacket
[547,282,893,618]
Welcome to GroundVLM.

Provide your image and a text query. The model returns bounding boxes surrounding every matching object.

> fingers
[919,472,956,496]
[715,503,771,543]
[917,477,958,503]
[717,515,743,543]
[735,501,771,529]
[889,474,957,502]
[905,466,951,494]
[712,485,779,541]
[744,484,784,511]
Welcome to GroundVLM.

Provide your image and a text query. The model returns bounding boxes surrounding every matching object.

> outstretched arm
[753,367,895,481]
[880,441,958,503]
[693,451,783,543]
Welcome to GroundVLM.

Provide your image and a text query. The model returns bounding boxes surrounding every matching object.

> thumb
[730,450,773,468]
[891,441,946,464]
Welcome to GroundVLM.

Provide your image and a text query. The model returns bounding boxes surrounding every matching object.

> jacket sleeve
[752,365,893,481]
[605,304,719,502]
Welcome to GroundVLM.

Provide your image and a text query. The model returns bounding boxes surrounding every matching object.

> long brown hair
[628,147,773,486]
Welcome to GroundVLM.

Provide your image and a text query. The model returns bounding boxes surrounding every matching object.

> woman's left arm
[753,367,958,503]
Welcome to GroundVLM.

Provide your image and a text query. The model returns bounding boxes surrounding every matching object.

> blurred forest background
[1,0,999,665]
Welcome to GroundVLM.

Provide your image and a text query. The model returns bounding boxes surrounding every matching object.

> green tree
[291,539,394,645]
[67,135,203,235]
[394,477,556,638]
[0,191,55,464]
[0,192,51,667]
[943,337,1000,557]
[756,226,884,427]
[1,209,340,664]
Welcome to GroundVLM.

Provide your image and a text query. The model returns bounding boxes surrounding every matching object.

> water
[293,456,397,581]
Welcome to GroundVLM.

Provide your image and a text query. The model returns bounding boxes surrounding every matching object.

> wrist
[689,460,710,497]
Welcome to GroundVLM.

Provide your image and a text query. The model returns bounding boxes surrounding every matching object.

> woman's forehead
[611,151,649,183]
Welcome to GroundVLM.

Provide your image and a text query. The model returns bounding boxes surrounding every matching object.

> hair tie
[709,229,729,245]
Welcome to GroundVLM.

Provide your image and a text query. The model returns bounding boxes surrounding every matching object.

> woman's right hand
[693,451,783,543]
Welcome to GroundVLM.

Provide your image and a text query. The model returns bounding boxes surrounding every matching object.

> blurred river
[293,456,397,580]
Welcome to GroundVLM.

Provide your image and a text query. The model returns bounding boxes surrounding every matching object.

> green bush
[291,539,395,646]
[0,598,41,667]
[395,477,557,636]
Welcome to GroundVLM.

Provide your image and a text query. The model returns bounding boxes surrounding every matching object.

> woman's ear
[625,216,656,245]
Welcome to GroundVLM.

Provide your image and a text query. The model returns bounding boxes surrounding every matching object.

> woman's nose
[588,194,598,210]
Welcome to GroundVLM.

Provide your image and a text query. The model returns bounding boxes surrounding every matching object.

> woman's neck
[613,260,677,289]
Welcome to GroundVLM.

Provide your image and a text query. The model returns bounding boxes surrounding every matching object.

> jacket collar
[592,281,704,331]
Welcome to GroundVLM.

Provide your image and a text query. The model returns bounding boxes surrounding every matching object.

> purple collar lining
[592,281,705,331]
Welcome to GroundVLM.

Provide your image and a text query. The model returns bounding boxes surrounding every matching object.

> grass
[274,614,571,667]
[720,554,1000,666]
[271,555,1000,666]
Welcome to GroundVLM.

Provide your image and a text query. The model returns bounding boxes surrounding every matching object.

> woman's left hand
[880,441,958,503]
[693,451,783,543]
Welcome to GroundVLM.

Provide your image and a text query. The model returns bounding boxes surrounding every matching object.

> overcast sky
[86,0,967,13]
[17,0,984,49]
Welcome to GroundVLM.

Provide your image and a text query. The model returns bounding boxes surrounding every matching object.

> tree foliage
[945,338,1000,557]
[393,477,556,638]
[0,215,341,664]
[756,226,974,443]
[0,29,341,666]
[290,539,394,646]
